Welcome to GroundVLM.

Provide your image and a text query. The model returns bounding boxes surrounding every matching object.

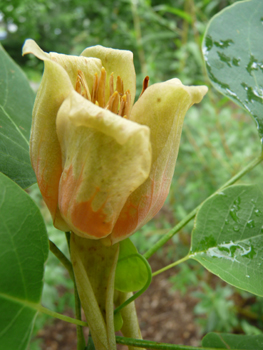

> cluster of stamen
[75,67,149,119]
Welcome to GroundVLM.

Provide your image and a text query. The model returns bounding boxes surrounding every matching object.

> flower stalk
[70,233,119,350]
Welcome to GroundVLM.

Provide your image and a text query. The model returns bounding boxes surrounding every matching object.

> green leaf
[115,238,148,293]
[203,0,263,141]
[0,173,49,350]
[0,44,36,188]
[190,185,263,296]
[202,332,263,349]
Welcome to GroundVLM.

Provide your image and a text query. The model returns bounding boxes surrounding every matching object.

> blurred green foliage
[2,0,263,346]
[1,0,237,87]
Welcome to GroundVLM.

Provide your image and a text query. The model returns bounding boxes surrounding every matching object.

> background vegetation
[1,0,262,348]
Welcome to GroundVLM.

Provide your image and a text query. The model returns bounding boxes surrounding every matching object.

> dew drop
[247,220,255,228]
[230,208,238,222]
[218,191,226,196]
[241,83,263,104]
[214,39,234,48]
[232,57,240,67]
[246,275,250,278]
[233,226,239,232]
[204,35,213,52]
[255,209,261,216]
[234,197,241,206]
[217,51,232,67]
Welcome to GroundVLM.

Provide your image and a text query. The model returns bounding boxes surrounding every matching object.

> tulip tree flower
[22,39,207,246]
[23,40,207,350]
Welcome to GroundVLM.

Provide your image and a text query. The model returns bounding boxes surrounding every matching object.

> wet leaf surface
[203,0,263,141]
[190,185,263,296]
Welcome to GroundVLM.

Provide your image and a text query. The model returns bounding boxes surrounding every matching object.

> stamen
[106,91,119,114]
[75,78,82,94]
[91,73,98,103]
[75,66,135,119]
[97,67,106,108]
[118,94,126,116]
[116,76,124,96]
[123,90,131,118]
[109,73,114,97]
[139,76,149,98]
[76,70,91,100]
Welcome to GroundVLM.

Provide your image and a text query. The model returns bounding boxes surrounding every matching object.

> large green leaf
[203,0,263,141]
[190,185,263,296]
[202,332,263,349]
[0,44,36,188]
[0,173,48,350]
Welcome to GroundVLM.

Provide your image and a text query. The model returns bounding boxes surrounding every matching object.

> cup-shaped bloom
[23,39,207,245]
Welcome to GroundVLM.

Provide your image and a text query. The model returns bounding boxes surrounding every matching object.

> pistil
[139,76,149,98]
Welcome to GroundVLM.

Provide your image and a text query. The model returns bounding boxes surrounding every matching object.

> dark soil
[36,254,201,350]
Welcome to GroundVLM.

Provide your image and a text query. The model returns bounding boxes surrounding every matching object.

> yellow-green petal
[22,39,103,230]
[111,79,208,242]
[56,91,151,241]
[81,45,136,105]
[27,55,74,231]
[22,39,49,61]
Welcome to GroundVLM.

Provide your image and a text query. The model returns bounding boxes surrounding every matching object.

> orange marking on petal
[112,189,153,240]
[112,175,171,243]
[71,198,112,238]
[59,165,113,238]
[34,138,62,220]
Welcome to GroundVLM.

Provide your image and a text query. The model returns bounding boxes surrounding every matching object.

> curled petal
[56,91,151,240]
[23,39,102,95]
[111,79,208,243]
[81,45,136,106]
[22,39,50,61]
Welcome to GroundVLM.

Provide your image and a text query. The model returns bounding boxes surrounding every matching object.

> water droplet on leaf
[214,39,234,48]
[255,209,261,216]
[230,208,239,222]
[232,57,240,67]
[247,220,255,228]
[234,197,241,206]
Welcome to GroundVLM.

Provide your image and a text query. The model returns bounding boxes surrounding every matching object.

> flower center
[75,68,149,119]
